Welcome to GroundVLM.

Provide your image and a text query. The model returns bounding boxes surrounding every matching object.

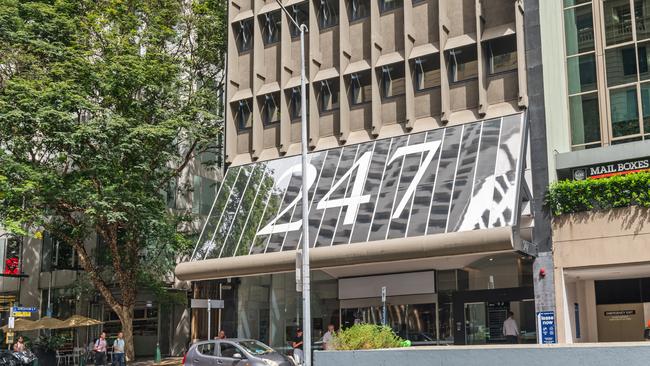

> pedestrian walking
[503,311,519,344]
[292,329,304,365]
[112,332,126,366]
[322,324,336,350]
[94,332,108,366]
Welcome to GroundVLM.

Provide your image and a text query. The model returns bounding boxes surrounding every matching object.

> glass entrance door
[465,302,488,345]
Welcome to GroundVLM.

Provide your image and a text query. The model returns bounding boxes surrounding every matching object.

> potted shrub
[331,324,407,350]
[31,335,66,366]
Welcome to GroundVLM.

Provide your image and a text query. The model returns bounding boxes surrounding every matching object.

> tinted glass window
[220,343,241,358]
[595,279,642,304]
[197,343,216,356]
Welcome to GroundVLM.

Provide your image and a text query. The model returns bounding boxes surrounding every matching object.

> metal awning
[175,113,533,281]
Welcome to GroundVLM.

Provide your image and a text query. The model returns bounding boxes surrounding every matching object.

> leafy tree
[0,0,226,359]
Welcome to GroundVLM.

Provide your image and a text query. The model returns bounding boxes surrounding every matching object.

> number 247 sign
[256,140,442,236]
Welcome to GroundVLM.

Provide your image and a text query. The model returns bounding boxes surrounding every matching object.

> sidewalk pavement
[129,357,183,366]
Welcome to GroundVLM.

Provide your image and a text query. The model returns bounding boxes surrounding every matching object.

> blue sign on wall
[537,311,557,344]
[12,307,37,313]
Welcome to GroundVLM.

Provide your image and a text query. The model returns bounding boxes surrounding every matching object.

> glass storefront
[204,253,536,347]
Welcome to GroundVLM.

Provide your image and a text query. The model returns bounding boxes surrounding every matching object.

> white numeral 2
[256,163,317,236]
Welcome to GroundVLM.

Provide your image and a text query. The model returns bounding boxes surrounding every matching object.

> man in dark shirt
[292,329,304,365]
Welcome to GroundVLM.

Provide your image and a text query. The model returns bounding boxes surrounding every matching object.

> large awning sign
[191,113,527,262]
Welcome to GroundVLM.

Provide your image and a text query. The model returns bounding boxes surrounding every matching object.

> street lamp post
[273,2,311,365]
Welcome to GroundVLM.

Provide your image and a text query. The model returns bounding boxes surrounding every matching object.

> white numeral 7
[389,141,442,219]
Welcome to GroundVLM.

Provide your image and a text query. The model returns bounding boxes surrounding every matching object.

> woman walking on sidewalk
[94,332,108,366]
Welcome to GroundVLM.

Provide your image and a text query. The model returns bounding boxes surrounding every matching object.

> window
[236,99,252,130]
[41,233,77,271]
[220,343,242,358]
[569,93,601,147]
[348,0,369,20]
[262,93,280,124]
[448,46,478,82]
[198,343,217,356]
[319,0,339,29]
[637,0,650,41]
[262,11,280,45]
[290,2,309,38]
[380,0,403,13]
[567,54,597,94]
[603,0,633,46]
[564,3,595,56]
[290,88,302,120]
[161,177,177,209]
[485,35,518,74]
[41,288,75,319]
[605,45,639,86]
[319,79,339,112]
[193,176,218,215]
[235,19,253,52]
[413,55,440,91]
[1,237,20,275]
[381,63,406,98]
[349,72,372,105]
[610,86,641,138]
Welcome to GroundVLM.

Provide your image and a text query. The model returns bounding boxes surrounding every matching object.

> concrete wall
[315,344,650,366]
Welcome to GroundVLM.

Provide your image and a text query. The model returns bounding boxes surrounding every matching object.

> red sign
[4,257,19,275]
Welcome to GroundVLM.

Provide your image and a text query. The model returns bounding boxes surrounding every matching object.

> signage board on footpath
[537,311,557,344]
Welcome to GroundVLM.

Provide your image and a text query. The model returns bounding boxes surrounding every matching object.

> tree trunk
[117,306,136,361]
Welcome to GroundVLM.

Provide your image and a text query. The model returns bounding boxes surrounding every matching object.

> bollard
[154,342,162,364]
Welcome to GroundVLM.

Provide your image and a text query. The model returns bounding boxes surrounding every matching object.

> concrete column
[584,280,599,342]
[476,0,488,116]
[438,0,450,123]
[252,0,265,160]
[308,0,320,149]
[339,0,351,144]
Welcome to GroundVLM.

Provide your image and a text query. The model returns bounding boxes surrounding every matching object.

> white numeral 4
[317,151,373,225]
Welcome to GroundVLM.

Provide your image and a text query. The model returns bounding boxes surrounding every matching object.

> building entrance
[453,287,536,345]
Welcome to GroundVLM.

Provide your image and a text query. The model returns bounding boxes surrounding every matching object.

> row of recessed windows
[564,0,650,149]
[233,36,516,129]
[234,0,416,52]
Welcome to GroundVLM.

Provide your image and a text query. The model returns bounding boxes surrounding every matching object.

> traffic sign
[8,317,15,329]
[13,312,32,317]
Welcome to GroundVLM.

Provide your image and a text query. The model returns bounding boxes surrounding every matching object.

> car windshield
[238,341,274,355]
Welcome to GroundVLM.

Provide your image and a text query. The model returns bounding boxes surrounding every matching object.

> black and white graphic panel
[191,113,526,260]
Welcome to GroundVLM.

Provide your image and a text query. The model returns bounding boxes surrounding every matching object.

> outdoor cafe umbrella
[60,315,103,328]
[0,318,38,332]
[34,316,67,330]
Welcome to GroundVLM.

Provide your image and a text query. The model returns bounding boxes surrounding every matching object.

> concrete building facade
[178,0,555,349]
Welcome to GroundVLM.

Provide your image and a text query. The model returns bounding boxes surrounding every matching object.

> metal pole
[299,24,311,366]
[273,3,310,364]
[207,299,212,340]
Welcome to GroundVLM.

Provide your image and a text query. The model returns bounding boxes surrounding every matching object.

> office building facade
[542,0,650,343]
[177,0,553,347]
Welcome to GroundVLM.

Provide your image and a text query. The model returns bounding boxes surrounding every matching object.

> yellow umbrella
[60,315,103,328]
[0,318,38,332]
[34,316,67,330]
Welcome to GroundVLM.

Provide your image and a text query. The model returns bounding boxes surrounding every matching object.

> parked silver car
[184,339,294,366]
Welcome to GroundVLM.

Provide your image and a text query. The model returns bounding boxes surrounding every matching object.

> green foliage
[332,324,405,350]
[31,334,68,352]
[0,0,226,353]
[547,172,650,216]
